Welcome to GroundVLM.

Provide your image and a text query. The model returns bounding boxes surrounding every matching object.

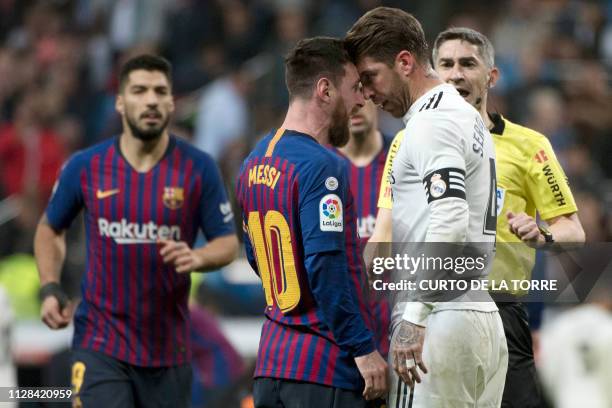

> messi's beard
[126,112,170,142]
[328,99,350,148]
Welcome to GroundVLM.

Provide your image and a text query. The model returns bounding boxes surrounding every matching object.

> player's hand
[354,350,388,400]
[158,239,203,273]
[41,296,74,330]
[391,320,428,388]
[507,211,544,244]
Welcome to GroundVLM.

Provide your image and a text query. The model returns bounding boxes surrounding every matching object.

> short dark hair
[433,27,495,68]
[284,37,351,100]
[345,7,429,66]
[118,54,172,91]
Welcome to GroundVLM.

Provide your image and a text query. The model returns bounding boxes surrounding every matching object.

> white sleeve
[401,116,468,326]
[406,115,468,242]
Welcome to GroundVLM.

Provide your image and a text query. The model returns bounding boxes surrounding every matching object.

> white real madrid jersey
[391,83,498,318]
[392,83,497,243]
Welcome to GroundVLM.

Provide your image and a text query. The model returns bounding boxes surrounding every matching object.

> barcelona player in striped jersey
[236,37,388,406]
[331,99,393,358]
[34,55,238,408]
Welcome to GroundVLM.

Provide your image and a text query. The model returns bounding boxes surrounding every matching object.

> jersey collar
[488,112,506,135]
[402,83,457,125]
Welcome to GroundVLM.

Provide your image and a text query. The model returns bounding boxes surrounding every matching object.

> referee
[432,27,585,407]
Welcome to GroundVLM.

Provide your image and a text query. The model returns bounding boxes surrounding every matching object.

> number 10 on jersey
[247,210,301,313]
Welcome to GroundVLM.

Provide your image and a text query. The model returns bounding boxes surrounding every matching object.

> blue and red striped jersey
[236,128,375,391]
[45,135,235,367]
[331,134,392,357]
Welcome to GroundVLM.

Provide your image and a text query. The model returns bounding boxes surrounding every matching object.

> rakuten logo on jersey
[98,218,181,244]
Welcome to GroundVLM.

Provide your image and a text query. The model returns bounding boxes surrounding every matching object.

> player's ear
[315,77,333,103]
[115,94,125,115]
[395,50,414,77]
[488,66,500,89]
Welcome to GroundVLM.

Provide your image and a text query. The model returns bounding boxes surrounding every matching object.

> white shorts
[388,310,508,408]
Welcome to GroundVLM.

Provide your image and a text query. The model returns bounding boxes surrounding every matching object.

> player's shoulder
[64,137,115,170]
[410,86,475,126]
[497,114,553,151]
[277,130,341,168]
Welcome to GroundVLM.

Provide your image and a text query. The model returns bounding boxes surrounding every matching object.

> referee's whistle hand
[41,296,73,330]
[506,211,542,243]
[158,239,202,274]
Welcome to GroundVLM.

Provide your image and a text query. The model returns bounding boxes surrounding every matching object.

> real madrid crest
[429,173,447,198]
[163,187,184,210]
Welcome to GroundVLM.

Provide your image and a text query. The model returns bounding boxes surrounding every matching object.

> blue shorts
[71,349,192,408]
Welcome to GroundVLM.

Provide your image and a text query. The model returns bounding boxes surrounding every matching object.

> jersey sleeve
[377,130,404,210]
[298,156,348,255]
[525,136,578,220]
[405,116,469,242]
[197,155,236,240]
[45,154,85,230]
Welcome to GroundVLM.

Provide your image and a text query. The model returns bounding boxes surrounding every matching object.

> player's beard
[328,98,350,147]
[385,71,411,118]
[126,110,170,141]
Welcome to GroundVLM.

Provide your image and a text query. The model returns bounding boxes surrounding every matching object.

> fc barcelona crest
[163,187,184,210]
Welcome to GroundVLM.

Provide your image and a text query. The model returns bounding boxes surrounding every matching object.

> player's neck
[338,129,383,166]
[408,67,444,108]
[119,130,170,173]
[282,99,331,145]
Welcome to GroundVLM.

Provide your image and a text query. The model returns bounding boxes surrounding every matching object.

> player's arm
[508,136,585,243]
[159,234,239,273]
[34,215,72,329]
[34,155,84,329]
[161,155,238,273]
[364,132,402,277]
[401,116,469,325]
[300,162,387,400]
[394,118,470,385]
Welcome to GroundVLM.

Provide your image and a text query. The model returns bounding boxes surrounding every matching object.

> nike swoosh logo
[96,189,120,199]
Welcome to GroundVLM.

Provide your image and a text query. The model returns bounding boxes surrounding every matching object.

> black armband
[423,168,466,203]
[39,282,69,309]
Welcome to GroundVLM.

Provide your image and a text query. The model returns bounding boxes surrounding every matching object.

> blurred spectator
[193,66,251,163]
[108,0,169,52]
[525,87,576,151]
[0,89,66,205]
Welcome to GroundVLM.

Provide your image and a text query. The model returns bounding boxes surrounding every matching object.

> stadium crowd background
[0,0,611,405]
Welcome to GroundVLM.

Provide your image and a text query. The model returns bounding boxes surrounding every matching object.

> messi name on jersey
[248,164,282,189]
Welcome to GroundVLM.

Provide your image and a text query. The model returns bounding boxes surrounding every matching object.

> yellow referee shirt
[377,113,578,295]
